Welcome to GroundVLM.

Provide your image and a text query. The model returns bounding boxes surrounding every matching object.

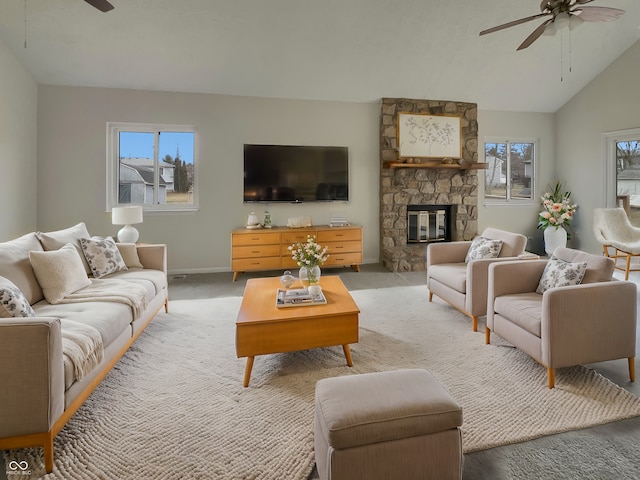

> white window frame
[483,137,538,206]
[106,122,199,213]
[602,127,640,208]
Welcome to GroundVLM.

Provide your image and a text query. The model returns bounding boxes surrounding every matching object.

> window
[107,123,198,212]
[484,138,536,203]
[603,128,640,226]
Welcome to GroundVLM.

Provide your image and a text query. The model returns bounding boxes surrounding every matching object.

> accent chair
[426,228,528,332]
[593,207,640,280]
[486,247,637,389]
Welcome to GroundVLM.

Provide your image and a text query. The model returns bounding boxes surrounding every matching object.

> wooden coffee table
[236,275,359,387]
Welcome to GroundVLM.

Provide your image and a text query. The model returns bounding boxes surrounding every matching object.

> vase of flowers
[538,182,577,255]
[288,235,329,287]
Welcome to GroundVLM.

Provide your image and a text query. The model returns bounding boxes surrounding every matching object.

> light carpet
[5,285,640,479]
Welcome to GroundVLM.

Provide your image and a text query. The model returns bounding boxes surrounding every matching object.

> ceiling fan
[84,0,114,12]
[479,0,625,50]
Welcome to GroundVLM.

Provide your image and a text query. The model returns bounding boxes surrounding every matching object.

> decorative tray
[276,287,327,308]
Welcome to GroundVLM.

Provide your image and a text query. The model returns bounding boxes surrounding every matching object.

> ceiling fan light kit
[479,0,624,51]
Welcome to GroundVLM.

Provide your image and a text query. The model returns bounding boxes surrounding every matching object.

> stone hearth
[380,98,479,272]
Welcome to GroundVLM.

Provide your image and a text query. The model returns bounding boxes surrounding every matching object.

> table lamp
[112,206,143,243]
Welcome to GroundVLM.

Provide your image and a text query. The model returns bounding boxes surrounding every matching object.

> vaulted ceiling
[1,0,639,112]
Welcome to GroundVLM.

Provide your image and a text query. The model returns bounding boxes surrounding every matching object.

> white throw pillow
[29,243,92,304]
[0,277,36,318]
[36,222,92,275]
[536,255,588,294]
[465,236,503,264]
[80,237,128,279]
[116,243,144,269]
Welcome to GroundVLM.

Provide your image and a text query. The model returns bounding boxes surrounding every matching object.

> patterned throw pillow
[465,236,503,264]
[80,237,128,279]
[536,255,588,294]
[0,277,36,318]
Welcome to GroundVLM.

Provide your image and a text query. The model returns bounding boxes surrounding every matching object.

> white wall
[556,40,640,254]
[0,37,37,241]
[36,86,560,272]
[37,86,380,273]
[477,110,556,254]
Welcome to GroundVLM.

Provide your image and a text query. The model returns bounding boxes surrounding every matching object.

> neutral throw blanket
[60,318,104,381]
[60,278,149,320]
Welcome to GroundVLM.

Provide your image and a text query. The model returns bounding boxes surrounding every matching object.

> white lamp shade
[112,206,143,225]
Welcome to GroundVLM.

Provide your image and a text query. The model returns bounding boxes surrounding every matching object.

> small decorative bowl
[280,271,295,288]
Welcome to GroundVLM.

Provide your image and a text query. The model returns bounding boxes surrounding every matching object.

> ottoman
[314,369,463,480]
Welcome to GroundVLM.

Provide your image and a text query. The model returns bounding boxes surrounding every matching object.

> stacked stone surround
[380,98,479,272]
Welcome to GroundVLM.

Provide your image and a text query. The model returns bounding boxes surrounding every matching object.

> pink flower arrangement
[538,182,577,233]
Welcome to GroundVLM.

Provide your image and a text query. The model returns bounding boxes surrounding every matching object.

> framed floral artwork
[397,113,462,159]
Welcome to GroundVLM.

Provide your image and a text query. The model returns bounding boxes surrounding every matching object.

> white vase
[544,226,567,256]
[299,265,321,287]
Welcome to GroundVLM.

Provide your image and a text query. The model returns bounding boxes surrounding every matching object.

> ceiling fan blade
[573,0,596,4]
[84,0,114,12]
[517,18,554,51]
[572,6,624,22]
[480,13,550,36]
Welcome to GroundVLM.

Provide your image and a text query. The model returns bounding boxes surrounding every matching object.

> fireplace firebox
[407,205,452,244]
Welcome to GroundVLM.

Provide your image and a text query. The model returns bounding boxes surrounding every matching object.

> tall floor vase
[544,226,567,256]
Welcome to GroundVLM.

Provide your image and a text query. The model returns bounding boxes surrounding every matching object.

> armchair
[427,228,527,332]
[486,247,636,388]
[593,207,640,280]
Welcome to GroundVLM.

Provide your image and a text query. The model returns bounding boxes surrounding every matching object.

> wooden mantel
[383,161,489,170]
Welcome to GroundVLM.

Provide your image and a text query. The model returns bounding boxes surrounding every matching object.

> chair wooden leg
[547,368,555,389]
[485,327,491,345]
[428,291,433,302]
[629,357,635,383]
[471,316,478,332]
[625,254,632,281]
[44,434,54,473]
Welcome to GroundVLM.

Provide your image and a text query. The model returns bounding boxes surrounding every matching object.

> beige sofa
[0,223,168,472]
[486,247,636,388]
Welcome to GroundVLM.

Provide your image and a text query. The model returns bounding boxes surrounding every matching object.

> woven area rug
[5,285,640,479]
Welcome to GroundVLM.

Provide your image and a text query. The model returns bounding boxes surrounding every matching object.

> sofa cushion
[116,243,144,269]
[0,232,45,305]
[553,247,614,284]
[0,276,36,318]
[105,269,167,297]
[37,222,92,275]
[465,236,503,263]
[536,255,587,294]
[80,237,128,279]
[29,243,92,304]
[494,292,542,337]
[427,263,467,293]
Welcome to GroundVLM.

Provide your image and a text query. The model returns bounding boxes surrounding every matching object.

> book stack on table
[276,287,327,308]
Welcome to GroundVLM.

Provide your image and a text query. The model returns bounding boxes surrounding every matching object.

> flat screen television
[243,144,349,203]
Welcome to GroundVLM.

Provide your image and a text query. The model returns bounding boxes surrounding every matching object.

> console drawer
[317,228,361,243]
[232,256,282,271]
[234,245,281,259]
[232,232,281,246]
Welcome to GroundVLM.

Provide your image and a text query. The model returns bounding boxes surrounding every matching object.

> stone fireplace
[380,98,480,272]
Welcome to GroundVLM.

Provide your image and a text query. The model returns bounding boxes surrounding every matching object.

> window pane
[118,132,155,204]
[509,142,533,200]
[616,140,640,226]
[485,142,507,199]
[158,131,196,205]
